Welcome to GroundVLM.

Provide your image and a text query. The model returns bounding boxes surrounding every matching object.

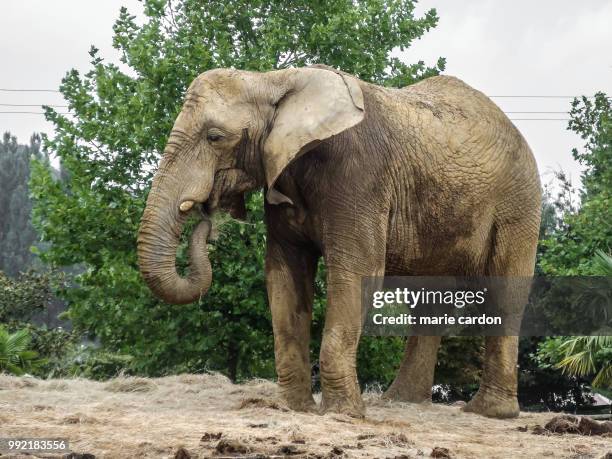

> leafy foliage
[0,270,55,325]
[436,337,483,385]
[30,0,443,381]
[356,337,406,389]
[520,337,594,411]
[0,270,83,377]
[535,250,612,390]
[538,336,612,389]
[533,92,612,397]
[0,326,43,376]
[43,344,135,380]
[539,92,611,275]
[593,249,612,276]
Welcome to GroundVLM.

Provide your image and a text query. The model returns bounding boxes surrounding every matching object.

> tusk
[180,200,195,212]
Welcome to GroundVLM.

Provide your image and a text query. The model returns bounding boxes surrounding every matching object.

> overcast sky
[1,1,611,190]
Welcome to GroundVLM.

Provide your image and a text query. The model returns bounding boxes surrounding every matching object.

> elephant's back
[363,75,541,234]
[399,75,501,116]
[398,75,532,161]
[393,76,539,212]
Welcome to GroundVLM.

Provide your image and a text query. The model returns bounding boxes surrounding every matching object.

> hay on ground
[0,373,610,458]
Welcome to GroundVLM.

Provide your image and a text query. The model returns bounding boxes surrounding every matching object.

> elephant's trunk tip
[138,211,213,305]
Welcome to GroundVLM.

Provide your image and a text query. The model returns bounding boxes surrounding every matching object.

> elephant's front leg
[320,254,386,417]
[319,267,364,417]
[266,239,318,412]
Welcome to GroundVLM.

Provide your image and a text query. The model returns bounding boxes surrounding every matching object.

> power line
[0,112,570,121]
[0,107,573,113]
[0,111,70,114]
[0,107,572,114]
[0,103,68,108]
[0,87,591,98]
[0,105,569,112]
[0,88,60,93]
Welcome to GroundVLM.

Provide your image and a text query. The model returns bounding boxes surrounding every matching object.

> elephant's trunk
[137,179,213,305]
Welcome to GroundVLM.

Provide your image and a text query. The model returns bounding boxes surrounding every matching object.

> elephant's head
[137,66,364,304]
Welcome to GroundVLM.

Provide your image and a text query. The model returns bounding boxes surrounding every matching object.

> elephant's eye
[206,129,224,143]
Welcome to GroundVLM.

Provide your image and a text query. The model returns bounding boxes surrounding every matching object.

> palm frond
[592,364,612,388]
[557,350,596,376]
[555,335,612,388]
[0,326,41,376]
[593,249,612,275]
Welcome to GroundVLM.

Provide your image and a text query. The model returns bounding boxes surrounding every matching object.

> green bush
[0,326,44,375]
[0,270,55,324]
[63,347,135,380]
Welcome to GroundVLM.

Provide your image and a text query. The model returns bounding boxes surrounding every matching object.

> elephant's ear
[263,67,365,204]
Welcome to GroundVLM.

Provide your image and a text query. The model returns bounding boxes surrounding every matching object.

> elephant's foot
[382,381,431,404]
[281,390,318,413]
[320,392,365,418]
[462,388,519,419]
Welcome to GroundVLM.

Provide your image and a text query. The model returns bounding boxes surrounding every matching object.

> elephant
[137,64,541,419]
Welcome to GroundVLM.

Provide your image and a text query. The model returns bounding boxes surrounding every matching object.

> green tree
[30,0,444,380]
[534,93,612,396]
[539,92,611,275]
[0,133,45,276]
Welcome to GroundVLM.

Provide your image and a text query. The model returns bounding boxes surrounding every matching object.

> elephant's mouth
[198,195,223,241]
[205,168,256,221]
[201,201,215,219]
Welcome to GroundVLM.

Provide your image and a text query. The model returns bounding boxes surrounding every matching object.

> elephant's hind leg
[382,336,441,403]
[463,335,521,418]
[463,220,538,419]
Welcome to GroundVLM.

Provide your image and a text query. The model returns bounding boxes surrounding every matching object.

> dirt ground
[0,374,610,459]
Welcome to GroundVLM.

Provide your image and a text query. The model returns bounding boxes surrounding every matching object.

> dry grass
[0,373,610,458]
[104,376,158,393]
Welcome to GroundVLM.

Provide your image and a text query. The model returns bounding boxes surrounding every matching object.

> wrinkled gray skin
[138,65,541,419]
